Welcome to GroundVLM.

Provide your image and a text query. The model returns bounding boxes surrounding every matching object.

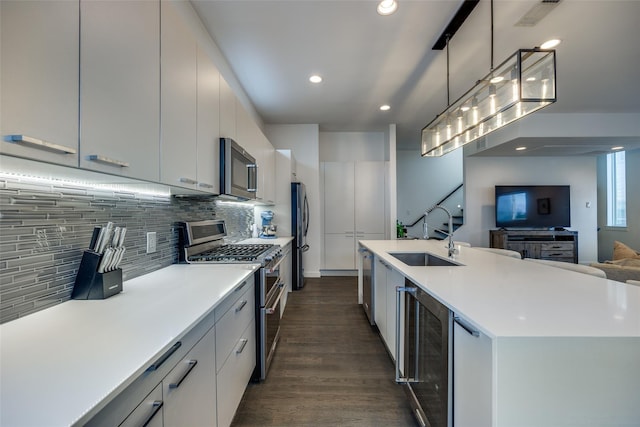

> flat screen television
[495,185,571,229]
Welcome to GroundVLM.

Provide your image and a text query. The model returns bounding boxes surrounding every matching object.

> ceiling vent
[515,0,561,27]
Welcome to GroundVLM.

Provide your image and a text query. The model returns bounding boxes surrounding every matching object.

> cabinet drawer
[540,256,575,263]
[163,326,217,427]
[119,384,163,427]
[216,321,256,427]
[216,283,255,371]
[215,276,254,323]
[540,250,573,259]
[86,309,217,427]
[540,242,574,251]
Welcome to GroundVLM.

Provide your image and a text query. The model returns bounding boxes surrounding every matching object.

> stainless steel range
[179,220,285,381]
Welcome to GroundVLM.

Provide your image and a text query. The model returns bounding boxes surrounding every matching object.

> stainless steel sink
[389,252,460,267]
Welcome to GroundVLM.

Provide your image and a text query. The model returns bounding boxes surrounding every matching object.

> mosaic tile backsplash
[0,177,254,324]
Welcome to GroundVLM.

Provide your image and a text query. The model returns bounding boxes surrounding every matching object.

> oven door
[258,278,286,380]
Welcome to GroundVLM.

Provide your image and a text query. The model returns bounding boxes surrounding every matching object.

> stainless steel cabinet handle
[235,281,247,292]
[454,316,480,337]
[9,135,77,154]
[236,338,248,354]
[178,177,197,185]
[147,342,182,371]
[168,360,198,389]
[198,182,214,189]
[88,154,130,168]
[142,401,163,427]
[235,300,247,313]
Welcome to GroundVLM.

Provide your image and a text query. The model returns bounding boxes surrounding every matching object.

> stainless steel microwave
[219,137,257,200]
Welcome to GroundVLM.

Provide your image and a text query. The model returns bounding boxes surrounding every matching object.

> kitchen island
[359,239,640,427]
[0,263,259,427]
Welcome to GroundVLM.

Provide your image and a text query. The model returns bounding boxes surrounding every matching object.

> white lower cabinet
[373,256,402,360]
[216,321,256,427]
[119,384,164,427]
[453,317,493,427]
[86,277,255,427]
[163,326,217,427]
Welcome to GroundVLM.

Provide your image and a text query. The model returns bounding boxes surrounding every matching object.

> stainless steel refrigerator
[291,182,309,290]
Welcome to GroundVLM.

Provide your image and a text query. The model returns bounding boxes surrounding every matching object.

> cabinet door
[323,162,355,234]
[1,0,79,166]
[196,47,220,193]
[374,257,387,339]
[163,326,217,427]
[453,318,493,427]
[80,0,160,181]
[355,161,386,234]
[385,267,403,361]
[219,77,236,139]
[324,233,355,269]
[258,135,276,203]
[160,0,197,189]
[216,321,256,427]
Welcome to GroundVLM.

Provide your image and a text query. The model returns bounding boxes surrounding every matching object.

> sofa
[590,241,640,283]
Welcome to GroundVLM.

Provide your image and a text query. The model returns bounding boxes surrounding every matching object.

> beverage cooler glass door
[396,280,452,427]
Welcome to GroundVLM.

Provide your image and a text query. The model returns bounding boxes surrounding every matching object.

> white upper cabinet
[196,46,221,194]
[160,0,198,190]
[0,0,79,166]
[79,0,160,181]
[355,161,386,233]
[219,77,237,140]
[324,162,356,234]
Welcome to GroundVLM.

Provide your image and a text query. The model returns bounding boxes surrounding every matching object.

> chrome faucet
[423,204,457,258]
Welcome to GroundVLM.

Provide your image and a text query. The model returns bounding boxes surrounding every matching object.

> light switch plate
[146,232,157,254]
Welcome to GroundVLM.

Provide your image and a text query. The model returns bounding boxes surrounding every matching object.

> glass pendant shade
[421,49,556,157]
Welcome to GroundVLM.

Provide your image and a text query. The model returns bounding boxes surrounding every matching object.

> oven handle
[265,254,285,273]
[265,283,286,315]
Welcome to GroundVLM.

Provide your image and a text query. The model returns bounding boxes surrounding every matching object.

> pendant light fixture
[421,0,557,157]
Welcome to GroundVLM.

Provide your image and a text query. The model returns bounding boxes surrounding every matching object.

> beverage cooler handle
[395,286,416,383]
[247,164,258,192]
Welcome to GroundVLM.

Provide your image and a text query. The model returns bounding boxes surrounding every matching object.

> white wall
[319,131,385,161]
[396,147,463,238]
[455,156,599,264]
[596,148,640,261]
[265,124,321,277]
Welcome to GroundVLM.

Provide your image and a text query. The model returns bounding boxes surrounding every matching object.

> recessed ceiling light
[309,75,322,84]
[516,146,527,151]
[540,39,561,49]
[380,105,391,111]
[611,146,624,151]
[377,0,398,16]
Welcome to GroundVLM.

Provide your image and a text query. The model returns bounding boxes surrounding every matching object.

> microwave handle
[247,164,258,193]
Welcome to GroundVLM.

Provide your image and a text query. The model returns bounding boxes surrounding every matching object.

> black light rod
[432,0,480,50]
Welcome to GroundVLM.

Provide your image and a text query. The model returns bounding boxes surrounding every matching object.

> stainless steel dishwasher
[396,278,452,427]
[360,247,374,325]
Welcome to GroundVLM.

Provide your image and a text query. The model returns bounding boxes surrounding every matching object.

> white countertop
[0,264,258,427]
[360,239,640,339]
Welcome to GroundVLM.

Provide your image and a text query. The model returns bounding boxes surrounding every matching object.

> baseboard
[320,270,358,277]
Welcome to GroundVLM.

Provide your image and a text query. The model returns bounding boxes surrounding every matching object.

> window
[606,151,626,227]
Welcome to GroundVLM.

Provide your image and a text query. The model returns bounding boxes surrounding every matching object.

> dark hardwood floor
[231,276,417,426]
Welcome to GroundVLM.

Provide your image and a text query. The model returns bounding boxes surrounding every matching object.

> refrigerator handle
[303,195,310,237]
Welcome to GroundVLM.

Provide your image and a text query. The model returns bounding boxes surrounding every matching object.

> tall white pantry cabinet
[323,161,386,270]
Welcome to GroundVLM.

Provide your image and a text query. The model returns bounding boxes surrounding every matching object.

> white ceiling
[192,0,640,152]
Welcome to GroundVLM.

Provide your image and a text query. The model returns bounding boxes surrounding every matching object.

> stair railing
[406,183,463,228]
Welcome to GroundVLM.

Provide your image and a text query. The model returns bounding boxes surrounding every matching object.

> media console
[490,229,578,263]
